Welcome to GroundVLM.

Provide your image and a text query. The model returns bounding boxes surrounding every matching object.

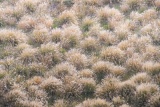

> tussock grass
[0,0,160,106]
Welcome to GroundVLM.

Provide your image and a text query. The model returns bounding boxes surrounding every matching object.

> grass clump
[92,61,112,82]
[100,46,126,65]
[80,78,96,98]
[76,98,111,107]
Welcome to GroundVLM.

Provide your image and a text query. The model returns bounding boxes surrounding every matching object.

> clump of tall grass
[130,72,151,84]
[96,76,120,100]
[118,81,136,104]
[92,61,113,81]
[134,83,159,107]
[17,15,36,31]
[76,98,111,107]
[112,96,125,107]
[31,26,50,44]
[53,62,76,79]
[98,30,117,45]
[51,28,62,43]
[37,42,62,68]
[79,69,93,78]
[55,10,77,26]
[41,76,63,101]
[80,78,96,97]
[100,46,126,65]
[80,36,100,53]
[61,25,82,49]
[66,49,88,70]
[148,93,160,107]
[0,29,27,46]
[52,99,68,107]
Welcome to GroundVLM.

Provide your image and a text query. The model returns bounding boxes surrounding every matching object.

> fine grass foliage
[0,0,160,106]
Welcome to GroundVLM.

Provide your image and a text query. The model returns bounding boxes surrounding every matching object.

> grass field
[0,0,160,107]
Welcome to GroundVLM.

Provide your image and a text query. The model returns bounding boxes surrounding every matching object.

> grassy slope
[0,0,160,107]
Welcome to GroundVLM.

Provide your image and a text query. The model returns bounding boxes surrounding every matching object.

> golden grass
[0,0,159,106]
